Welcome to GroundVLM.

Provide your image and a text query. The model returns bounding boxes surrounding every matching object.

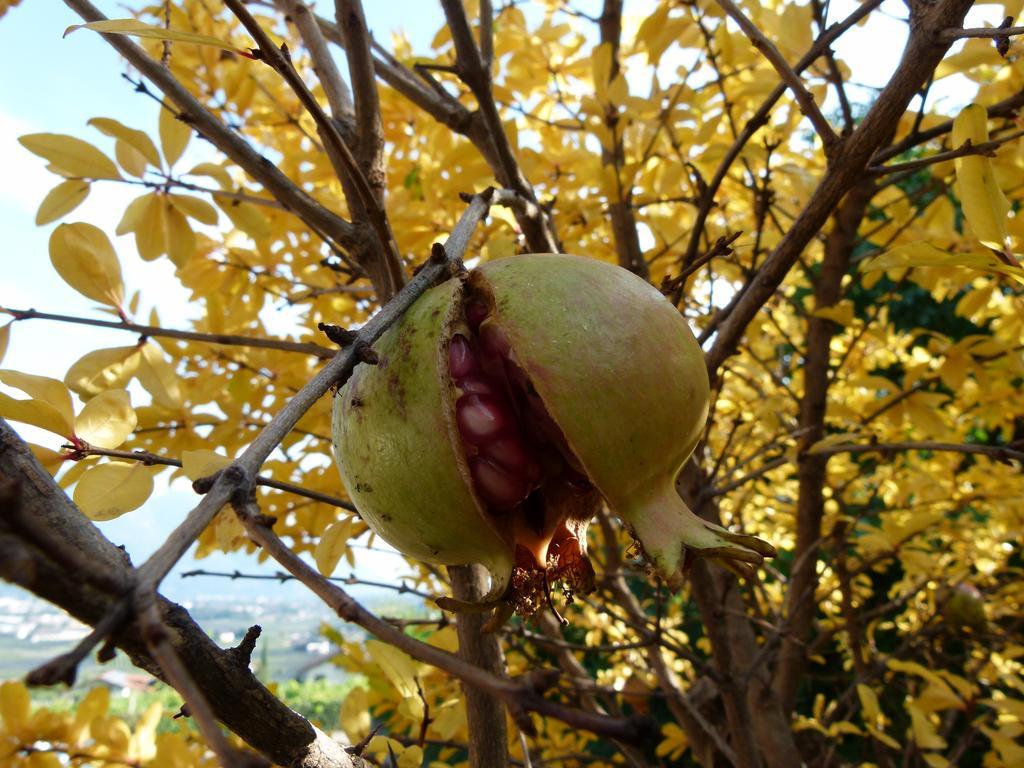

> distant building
[96,670,156,697]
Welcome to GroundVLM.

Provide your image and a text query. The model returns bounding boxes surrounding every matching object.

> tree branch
[2,308,335,358]
[223,0,406,301]
[440,0,560,253]
[705,0,975,377]
[0,418,369,768]
[448,564,510,768]
[63,0,363,255]
[868,127,1024,176]
[679,0,882,274]
[279,0,354,119]
[713,0,838,151]
[235,495,651,745]
[940,24,1024,41]
[807,440,1024,464]
[597,0,648,279]
[773,181,872,713]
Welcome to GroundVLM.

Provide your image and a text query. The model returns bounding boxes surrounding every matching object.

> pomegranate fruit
[332,255,774,621]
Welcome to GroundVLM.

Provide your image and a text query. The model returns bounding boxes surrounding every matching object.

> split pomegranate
[332,255,774,624]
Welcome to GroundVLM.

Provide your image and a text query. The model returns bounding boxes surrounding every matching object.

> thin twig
[713,0,838,151]
[224,0,404,299]
[63,0,362,253]
[940,24,1024,40]
[235,495,650,744]
[3,308,335,358]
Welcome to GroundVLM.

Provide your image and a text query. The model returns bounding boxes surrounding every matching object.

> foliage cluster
[1,0,1023,767]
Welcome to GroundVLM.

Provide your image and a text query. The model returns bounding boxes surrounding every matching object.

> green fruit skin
[333,254,771,595]
[332,278,513,596]
[475,255,726,581]
[477,255,709,505]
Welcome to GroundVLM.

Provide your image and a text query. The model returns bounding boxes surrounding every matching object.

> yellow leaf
[807,432,866,454]
[48,222,125,308]
[0,393,72,437]
[908,703,946,750]
[132,702,163,763]
[117,193,152,236]
[74,389,136,448]
[340,686,371,741]
[0,680,30,732]
[0,369,75,433]
[115,139,149,178]
[73,461,153,520]
[180,449,232,481]
[857,683,884,727]
[28,442,66,475]
[88,117,161,167]
[65,19,254,58]
[656,722,689,759]
[917,682,963,713]
[811,300,854,326]
[396,744,423,768]
[592,42,612,104]
[0,322,9,365]
[65,345,142,397]
[135,194,167,261]
[166,205,196,267]
[168,194,219,225]
[36,179,90,225]
[27,751,63,768]
[19,133,120,179]
[159,105,192,167]
[952,104,1011,252]
[186,162,233,189]
[863,241,991,272]
[314,518,355,576]
[154,733,193,768]
[70,686,109,741]
[955,284,995,318]
[137,342,183,411]
[364,639,424,719]
[220,200,270,240]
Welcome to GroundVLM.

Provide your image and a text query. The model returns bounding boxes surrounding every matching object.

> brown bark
[449,564,510,768]
[0,418,367,768]
[773,182,874,712]
[706,0,975,377]
[598,0,648,279]
[681,464,802,768]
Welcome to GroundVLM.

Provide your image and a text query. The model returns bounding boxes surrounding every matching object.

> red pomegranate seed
[470,456,530,508]
[448,334,477,379]
[456,394,509,443]
[457,373,494,395]
[480,436,532,473]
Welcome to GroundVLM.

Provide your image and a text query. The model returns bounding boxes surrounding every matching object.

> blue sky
[0,0,996,601]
